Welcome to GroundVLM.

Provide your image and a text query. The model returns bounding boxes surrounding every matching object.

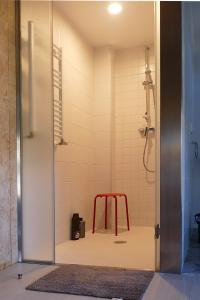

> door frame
[16,0,183,273]
[16,0,161,269]
[160,1,182,273]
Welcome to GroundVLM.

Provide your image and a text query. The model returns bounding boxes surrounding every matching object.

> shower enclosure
[18,0,160,270]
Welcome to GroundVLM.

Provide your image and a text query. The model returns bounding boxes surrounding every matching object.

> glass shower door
[20,1,54,262]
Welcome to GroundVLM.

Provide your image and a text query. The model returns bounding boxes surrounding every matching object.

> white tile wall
[53,7,95,244]
[54,8,156,245]
[92,47,114,229]
[112,46,155,226]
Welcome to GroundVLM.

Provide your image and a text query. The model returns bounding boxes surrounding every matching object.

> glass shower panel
[21,1,54,262]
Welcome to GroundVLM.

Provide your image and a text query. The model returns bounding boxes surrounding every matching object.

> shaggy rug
[26,264,154,300]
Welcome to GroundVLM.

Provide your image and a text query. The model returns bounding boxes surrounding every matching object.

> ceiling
[54,1,154,49]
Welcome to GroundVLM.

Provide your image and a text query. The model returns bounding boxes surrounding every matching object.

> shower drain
[114,240,127,244]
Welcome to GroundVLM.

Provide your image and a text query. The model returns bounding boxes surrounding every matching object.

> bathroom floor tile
[56,226,155,270]
[1,264,200,300]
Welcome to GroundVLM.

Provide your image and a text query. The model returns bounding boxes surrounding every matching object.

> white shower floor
[55,226,155,270]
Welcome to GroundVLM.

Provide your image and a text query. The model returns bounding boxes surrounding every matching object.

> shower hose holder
[139,126,155,137]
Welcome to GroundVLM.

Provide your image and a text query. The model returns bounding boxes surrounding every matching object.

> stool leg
[105,196,108,229]
[115,196,118,236]
[92,196,98,233]
[124,194,130,231]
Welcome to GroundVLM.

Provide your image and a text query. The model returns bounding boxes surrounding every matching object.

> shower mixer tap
[139,126,155,137]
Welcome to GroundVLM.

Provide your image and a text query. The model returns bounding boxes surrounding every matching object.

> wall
[54,8,156,245]
[53,6,95,244]
[186,4,200,232]
[93,47,114,229]
[113,46,155,226]
[54,5,116,244]
[0,0,17,267]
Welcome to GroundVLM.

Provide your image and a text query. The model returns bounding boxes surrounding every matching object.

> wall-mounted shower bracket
[143,80,154,89]
[139,126,155,137]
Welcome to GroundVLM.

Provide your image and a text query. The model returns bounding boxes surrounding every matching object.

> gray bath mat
[26,264,154,300]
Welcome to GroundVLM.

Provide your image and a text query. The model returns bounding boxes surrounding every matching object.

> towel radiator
[53,43,67,145]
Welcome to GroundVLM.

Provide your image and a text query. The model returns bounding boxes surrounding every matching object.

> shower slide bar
[53,43,67,145]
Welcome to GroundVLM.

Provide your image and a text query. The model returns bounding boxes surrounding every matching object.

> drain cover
[114,240,127,244]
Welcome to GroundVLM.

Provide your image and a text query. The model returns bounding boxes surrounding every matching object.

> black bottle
[71,213,80,240]
[79,217,85,238]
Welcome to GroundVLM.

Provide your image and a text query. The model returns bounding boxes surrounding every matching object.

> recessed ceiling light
[107,2,123,15]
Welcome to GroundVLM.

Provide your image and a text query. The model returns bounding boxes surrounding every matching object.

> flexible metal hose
[143,128,155,173]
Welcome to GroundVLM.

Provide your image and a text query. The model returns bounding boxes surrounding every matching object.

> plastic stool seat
[95,193,127,197]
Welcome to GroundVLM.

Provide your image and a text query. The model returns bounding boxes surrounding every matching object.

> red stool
[92,193,130,236]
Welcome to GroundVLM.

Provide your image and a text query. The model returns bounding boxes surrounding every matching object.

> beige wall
[0,0,17,267]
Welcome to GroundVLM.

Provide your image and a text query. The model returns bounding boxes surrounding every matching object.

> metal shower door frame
[16,0,161,270]
[15,0,55,265]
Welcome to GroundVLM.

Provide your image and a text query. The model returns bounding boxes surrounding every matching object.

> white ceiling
[54,1,154,49]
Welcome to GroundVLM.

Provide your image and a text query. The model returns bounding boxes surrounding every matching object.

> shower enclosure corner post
[51,0,56,265]
[15,0,23,263]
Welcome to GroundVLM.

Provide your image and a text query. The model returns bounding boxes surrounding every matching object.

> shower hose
[143,128,155,173]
